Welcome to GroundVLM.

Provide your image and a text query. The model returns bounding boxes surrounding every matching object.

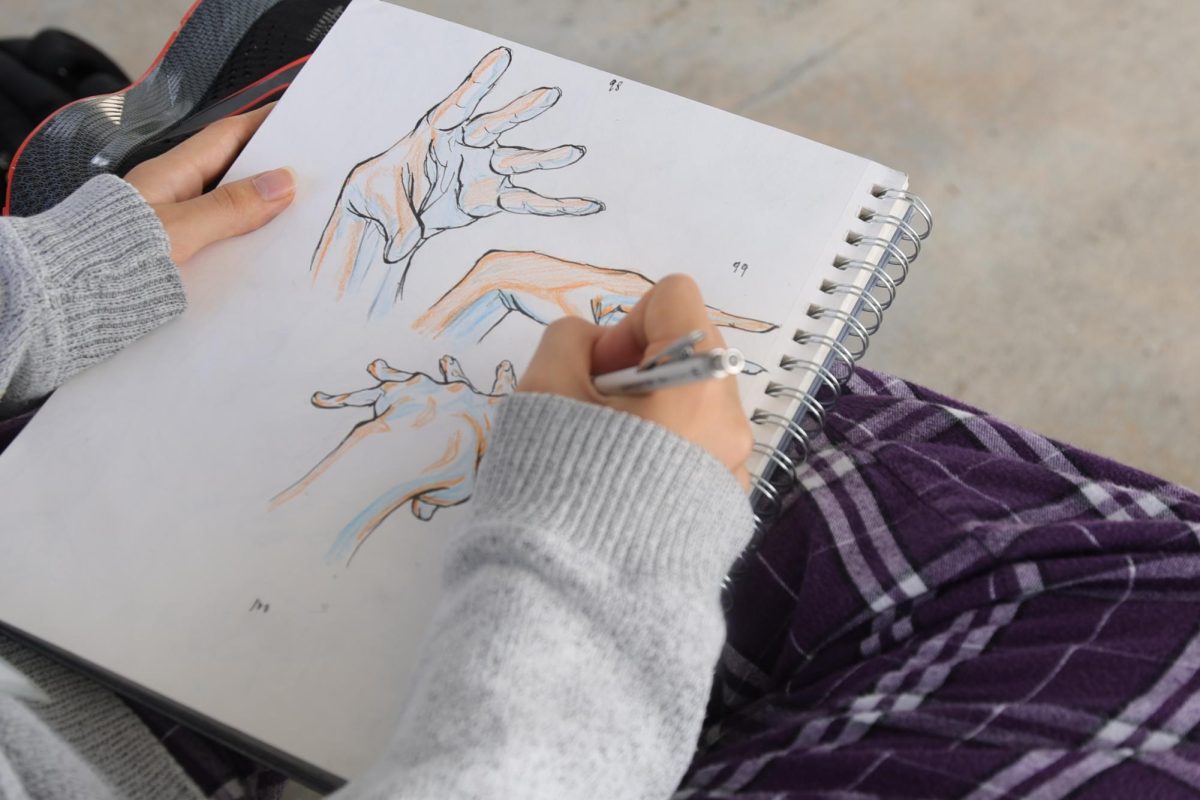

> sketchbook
[0,0,929,788]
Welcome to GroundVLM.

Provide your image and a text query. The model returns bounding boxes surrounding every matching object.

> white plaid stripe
[971,620,1200,799]
[718,643,771,691]
[715,642,773,712]
[856,611,977,704]
[1106,630,1200,741]
[790,650,872,707]
[798,455,888,609]
[826,603,1019,751]
[830,399,957,454]
[1015,562,1043,594]
[754,551,798,601]
[1023,750,1127,800]
[954,557,1136,753]
[844,752,890,793]
[966,750,1069,800]
[1159,682,1200,740]
[860,609,916,658]
[1011,423,1183,523]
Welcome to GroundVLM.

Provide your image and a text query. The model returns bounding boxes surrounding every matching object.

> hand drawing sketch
[414,250,778,372]
[311,47,605,318]
[273,356,517,564]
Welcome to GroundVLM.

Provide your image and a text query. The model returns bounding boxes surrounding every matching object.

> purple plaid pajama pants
[685,368,1200,798]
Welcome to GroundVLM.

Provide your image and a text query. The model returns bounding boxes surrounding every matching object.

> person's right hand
[519,274,754,490]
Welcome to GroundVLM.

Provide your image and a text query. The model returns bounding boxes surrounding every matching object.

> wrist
[471,393,755,584]
[6,174,186,397]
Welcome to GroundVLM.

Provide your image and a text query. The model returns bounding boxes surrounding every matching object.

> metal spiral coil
[777,358,843,406]
[792,332,857,382]
[848,234,911,283]
[878,189,933,239]
[749,472,783,519]
[752,441,801,490]
[750,411,812,465]
[833,257,898,309]
[744,187,932,531]
[863,213,922,260]
[764,383,827,431]
[806,307,870,358]
[820,282,885,335]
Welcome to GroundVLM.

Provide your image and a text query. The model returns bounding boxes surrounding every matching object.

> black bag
[0,30,129,203]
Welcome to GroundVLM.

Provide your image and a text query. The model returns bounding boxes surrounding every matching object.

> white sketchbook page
[0,0,903,778]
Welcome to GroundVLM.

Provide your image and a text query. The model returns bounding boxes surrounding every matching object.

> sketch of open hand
[311,47,605,318]
[273,356,517,564]
[413,250,778,372]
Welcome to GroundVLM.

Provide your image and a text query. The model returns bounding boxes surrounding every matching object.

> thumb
[156,167,296,263]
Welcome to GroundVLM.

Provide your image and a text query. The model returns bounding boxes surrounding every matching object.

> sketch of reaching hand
[310,47,605,318]
[414,250,778,372]
[272,356,517,564]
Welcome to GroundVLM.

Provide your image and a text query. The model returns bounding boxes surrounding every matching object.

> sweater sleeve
[339,393,755,800]
[0,174,185,417]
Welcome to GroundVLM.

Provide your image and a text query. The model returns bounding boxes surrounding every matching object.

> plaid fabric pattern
[686,368,1200,799]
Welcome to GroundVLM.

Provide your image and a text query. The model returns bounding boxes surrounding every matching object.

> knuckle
[210,185,245,215]
[200,121,241,155]
[212,115,250,141]
[223,180,272,218]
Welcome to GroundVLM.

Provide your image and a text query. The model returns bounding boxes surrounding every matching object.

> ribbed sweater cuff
[13,174,186,383]
[473,393,755,584]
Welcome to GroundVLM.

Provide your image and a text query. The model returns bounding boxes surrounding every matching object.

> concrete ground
[5,0,1198,792]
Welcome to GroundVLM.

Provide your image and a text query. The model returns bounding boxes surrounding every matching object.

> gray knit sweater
[0,176,754,799]
[0,175,184,417]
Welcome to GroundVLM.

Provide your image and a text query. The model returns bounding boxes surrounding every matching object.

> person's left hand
[124,103,295,263]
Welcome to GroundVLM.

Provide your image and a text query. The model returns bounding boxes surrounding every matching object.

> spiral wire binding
[742,187,932,538]
[835,259,897,308]
[806,307,871,358]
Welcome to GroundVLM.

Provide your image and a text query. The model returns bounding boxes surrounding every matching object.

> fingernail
[252,167,295,201]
